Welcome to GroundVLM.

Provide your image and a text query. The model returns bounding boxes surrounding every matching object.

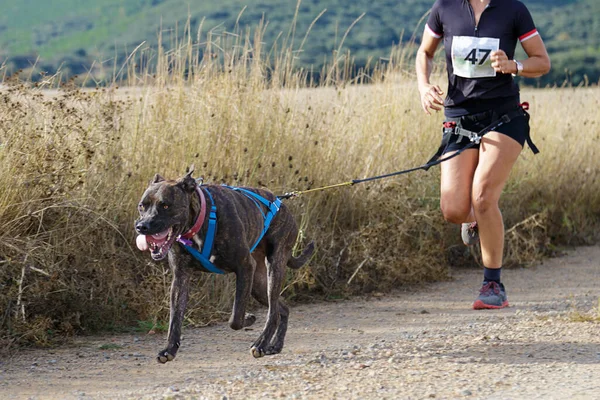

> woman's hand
[491,50,517,75]
[418,84,445,115]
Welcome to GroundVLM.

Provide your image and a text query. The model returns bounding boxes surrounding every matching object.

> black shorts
[442,105,530,155]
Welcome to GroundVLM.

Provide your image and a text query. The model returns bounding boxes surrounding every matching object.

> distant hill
[0,0,598,85]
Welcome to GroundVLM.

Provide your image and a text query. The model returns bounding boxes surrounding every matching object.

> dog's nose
[135,221,150,234]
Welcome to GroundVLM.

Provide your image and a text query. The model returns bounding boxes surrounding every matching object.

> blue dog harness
[176,186,281,274]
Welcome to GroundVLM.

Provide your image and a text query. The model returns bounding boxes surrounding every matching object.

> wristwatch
[512,60,524,76]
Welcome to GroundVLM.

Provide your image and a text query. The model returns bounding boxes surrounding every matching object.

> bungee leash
[277,103,537,200]
[277,141,474,200]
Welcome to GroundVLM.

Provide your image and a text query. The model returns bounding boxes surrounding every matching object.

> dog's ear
[177,169,197,193]
[152,174,165,184]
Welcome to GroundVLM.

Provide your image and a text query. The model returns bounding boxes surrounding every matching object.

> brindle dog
[135,169,314,363]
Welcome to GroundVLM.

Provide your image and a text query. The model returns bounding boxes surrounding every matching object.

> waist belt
[424,103,539,170]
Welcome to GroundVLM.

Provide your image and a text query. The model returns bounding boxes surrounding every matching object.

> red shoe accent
[473,300,509,310]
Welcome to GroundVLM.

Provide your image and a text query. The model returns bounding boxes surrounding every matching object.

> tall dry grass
[0,21,598,348]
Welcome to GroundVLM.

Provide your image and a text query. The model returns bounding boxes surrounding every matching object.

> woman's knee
[440,197,471,224]
[472,185,500,215]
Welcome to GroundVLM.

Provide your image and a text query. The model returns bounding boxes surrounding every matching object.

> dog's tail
[287,241,315,269]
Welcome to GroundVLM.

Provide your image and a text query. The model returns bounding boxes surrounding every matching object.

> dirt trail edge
[2,246,599,400]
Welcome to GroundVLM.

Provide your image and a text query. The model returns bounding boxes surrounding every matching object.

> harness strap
[226,187,281,253]
[202,189,218,260]
[180,244,225,274]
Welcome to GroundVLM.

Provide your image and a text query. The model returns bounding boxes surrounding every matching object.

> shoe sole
[461,223,479,246]
[462,236,480,246]
[472,300,509,310]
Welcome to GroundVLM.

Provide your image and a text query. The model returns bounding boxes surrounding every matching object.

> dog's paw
[264,345,282,356]
[250,346,265,358]
[244,313,257,327]
[157,351,175,364]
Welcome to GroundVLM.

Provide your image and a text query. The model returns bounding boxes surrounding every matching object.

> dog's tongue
[136,229,171,252]
[136,235,149,251]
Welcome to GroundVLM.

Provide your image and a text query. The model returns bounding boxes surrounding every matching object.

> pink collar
[180,187,206,240]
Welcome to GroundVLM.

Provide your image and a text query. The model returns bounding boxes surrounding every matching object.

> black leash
[278,104,536,200]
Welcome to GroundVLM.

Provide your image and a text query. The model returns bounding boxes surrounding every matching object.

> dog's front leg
[157,263,191,364]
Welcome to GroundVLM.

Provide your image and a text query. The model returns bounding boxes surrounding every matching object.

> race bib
[451,36,499,78]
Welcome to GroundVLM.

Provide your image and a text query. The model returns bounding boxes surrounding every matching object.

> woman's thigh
[472,131,523,207]
[440,148,479,222]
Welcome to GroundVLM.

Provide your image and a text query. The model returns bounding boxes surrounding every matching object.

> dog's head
[135,169,198,260]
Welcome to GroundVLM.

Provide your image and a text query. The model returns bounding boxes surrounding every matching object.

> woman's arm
[491,35,551,78]
[416,31,445,115]
[518,35,551,78]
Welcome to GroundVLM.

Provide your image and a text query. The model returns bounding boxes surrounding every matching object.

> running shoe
[461,221,479,246]
[473,281,509,310]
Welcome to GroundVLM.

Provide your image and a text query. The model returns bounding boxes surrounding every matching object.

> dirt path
[1,246,599,400]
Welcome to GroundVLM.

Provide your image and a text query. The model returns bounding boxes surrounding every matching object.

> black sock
[483,267,501,283]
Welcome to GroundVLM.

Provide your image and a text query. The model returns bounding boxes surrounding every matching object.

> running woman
[416,0,551,309]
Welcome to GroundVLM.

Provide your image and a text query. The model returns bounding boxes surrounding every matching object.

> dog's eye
[163,204,169,210]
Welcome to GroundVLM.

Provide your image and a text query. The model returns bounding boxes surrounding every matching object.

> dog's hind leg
[250,245,288,358]
[158,263,191,364]
[251,257,289,355]
[267,299,289,355]
[250,249,287,355]
[250,272,289,356]
[229,254,257,331]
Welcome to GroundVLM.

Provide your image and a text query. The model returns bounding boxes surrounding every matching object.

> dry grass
[568,297,600,323]
[0,23,598,348]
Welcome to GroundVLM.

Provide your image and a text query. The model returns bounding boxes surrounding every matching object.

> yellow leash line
[280,181,354,198]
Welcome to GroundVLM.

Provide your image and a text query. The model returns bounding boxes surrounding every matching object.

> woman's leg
[472,131,523,269]
[440,148,479,224]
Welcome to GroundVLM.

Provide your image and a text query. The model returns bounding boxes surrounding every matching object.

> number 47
[464,48,492,65]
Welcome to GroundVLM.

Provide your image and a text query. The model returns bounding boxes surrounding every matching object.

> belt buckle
[469,132,481,144]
